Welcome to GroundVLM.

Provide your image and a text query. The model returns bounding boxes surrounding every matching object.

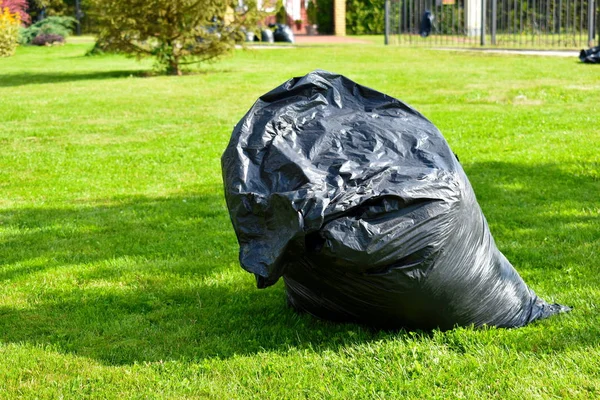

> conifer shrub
[0,6,20,57]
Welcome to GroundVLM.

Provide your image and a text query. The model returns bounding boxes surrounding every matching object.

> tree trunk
[167,58,182,76]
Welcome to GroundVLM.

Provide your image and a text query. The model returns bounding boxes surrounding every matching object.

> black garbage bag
[221,70,569,330]
[244,29,257,42]
[270,23,295,43]
[419,10,434,37]
[579,46,600,63]
[261,28,274,43]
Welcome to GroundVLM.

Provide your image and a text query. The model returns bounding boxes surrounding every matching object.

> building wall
[263,0,308,34]
[333,0,346,36]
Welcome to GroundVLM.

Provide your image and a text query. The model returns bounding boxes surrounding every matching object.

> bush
[18,15,76,44]
[306,0,318,25]
[31,32,64,45]
[315,0,333,34]
[0,6,20,57]
[436,5,465,35]
[346,0,385,35]
[0,0,30,25]
[275,0,287,24]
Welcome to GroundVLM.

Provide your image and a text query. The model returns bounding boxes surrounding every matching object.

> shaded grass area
[0,70,149,88]
[0,41,599,398]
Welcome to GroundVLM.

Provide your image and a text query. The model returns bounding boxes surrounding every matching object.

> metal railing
[384,0,598,48]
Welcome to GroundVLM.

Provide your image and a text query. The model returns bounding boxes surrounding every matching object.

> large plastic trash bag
[244,30,257,42]
[270,23,295,43]
[580,46,600,63]
[261,28,274,43]
[221,70,569,330]
[419,10,434,37]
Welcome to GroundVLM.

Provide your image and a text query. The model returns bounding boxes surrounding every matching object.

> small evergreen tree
[90,0,265,75]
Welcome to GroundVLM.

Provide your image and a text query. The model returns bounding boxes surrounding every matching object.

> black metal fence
[384,0,598,48]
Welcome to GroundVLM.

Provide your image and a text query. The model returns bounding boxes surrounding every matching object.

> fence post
[75,0,82,36]
[385,0,390,45]
[491,0,496,45]
[481,0,486,45]
[589,0,596,47]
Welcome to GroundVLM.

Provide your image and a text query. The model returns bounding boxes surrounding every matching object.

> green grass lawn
[1,38,599,399]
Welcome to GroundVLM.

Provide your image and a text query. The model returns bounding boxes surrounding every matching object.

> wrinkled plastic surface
[244,30,256,42]
[261,28,274,43]
[420,11,434,37]
[222,70,569,330]
[580,46,600,63]
[270,23,295,43]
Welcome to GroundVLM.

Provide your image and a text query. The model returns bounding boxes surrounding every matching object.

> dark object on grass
[245,30,257,42]
[270,23,295,43]
[261,28,274,43]
[579,46,600,63]
[222,70,570,330]
[419,10,434,37]
[31,33,65,46]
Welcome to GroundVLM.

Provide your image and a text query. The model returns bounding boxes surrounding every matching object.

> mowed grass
[0,37,599,399]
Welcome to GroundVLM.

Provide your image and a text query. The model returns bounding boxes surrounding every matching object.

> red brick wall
[262,1,308,35]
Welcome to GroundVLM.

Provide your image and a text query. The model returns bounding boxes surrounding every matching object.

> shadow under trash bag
[221,70,570,331]
[579,46,600,63]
